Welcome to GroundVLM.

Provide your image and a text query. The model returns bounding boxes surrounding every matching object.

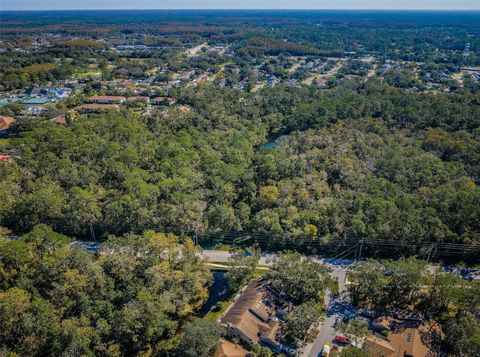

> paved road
[302,267,352,357]
[201,249,276,266]
[307,314,336,357]
[72,243,480,281]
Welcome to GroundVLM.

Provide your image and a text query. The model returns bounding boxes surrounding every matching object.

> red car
[334,335,351,344]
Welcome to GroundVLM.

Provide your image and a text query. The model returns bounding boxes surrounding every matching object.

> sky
[1,0,479,11]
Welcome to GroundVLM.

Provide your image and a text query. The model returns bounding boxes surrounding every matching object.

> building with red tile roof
[0,116,15,134]
[50,116,67,125]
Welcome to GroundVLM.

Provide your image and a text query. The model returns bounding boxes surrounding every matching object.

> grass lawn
[74,70,101,79]
[0,138,10,148]
[204,300,232,322]
[254,268,270,278]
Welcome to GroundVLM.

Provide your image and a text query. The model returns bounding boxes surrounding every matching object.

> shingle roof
[214,340,249,357]
[366,316,442,357]
[221,280,277,344]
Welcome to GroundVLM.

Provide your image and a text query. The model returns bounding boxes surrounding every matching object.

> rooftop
[0,116,15,131]
[221,279,286,346]
[50,116,67,125]
[365,315,442,357]
[214,340,250,357]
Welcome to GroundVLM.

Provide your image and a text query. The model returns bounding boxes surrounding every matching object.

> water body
[198,270,229,316]
[263,135,286,149]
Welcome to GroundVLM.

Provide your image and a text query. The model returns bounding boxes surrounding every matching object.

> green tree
[444,316,480,357]
[336,319,371,346]
[283,301,322,347]
[270,252,330,303]
[225,248,259,291]
[175,319,224,357]
[334,347,369,357]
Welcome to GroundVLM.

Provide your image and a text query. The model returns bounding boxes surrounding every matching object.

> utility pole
[89,222,96,241]
[426,243,436,263]
[194,226,199,246]
[358,238,364,260]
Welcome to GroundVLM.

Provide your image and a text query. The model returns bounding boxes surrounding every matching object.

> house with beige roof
[220,279,284,350]
[214,340,250,357]
[364,315,442,357]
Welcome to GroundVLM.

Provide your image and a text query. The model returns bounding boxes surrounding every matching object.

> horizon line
[2,8,480,11]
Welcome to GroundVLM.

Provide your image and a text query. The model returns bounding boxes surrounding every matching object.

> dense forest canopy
[0,9,479,357]
[1,81,479,253]
[0,225,212,356]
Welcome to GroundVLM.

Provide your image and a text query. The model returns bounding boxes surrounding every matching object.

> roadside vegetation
[347,258,480,356]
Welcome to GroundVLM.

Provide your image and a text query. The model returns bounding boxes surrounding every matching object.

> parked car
[334,335,351,344]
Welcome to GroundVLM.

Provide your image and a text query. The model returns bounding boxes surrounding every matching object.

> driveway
[305,314,337,357]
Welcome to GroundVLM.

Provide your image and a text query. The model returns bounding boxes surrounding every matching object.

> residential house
[0,116,14,135]
[221,280,283,349]
[214,340,250,357]
[315,77,328,88]
[364,314,442,357]
[87,95,126,104]
[50,116,67,125]
[151,97,175,106]
[0,155,12,162]
[151,97,167,105]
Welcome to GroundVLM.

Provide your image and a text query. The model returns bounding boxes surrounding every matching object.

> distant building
[315,77,328,88]
[81,104,120,112]
[176,104,192,112]
[0,154,12,162]
[0,116,14,135]
[151,97,167,105]
[87,96,126,104]
[24,86,44,96]
[364,313,442,357]
[50,116,67,125]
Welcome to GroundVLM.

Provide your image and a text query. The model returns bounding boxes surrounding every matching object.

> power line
[2,217,479,257]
